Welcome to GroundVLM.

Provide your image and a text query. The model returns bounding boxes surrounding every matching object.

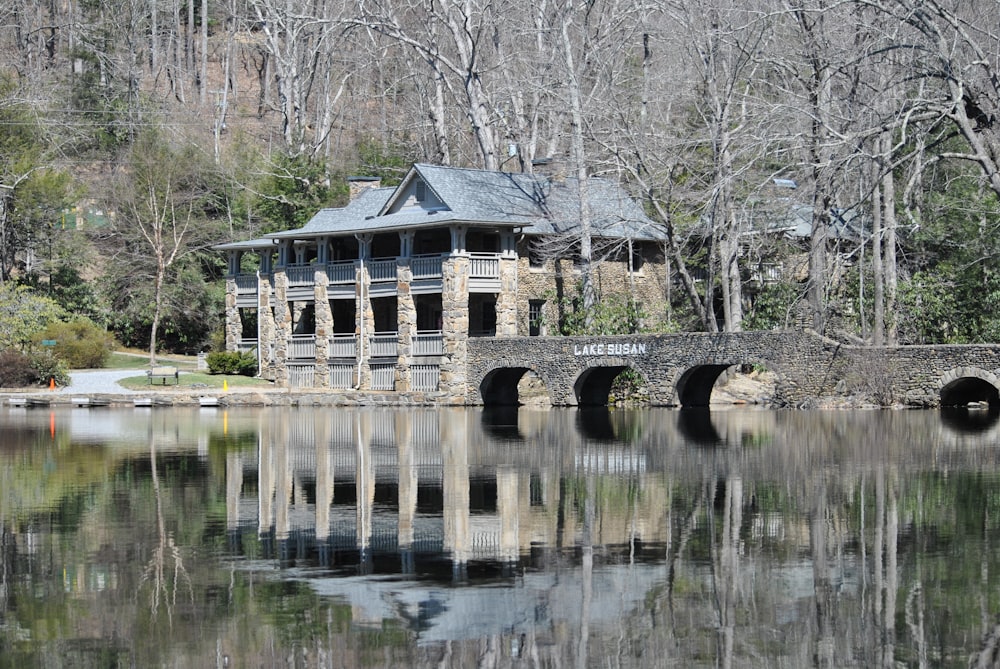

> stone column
[356,235,374,390]
[272,243,292,387]
[394,231,415,390]
[258,270,276,381]
[496,233,518,336]
[224,276,241,351]
[440,254,470,402]
[224,251,242,352]
[314,249,332,388]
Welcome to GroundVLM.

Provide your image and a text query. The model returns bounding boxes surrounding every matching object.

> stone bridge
[464,331,1000,408]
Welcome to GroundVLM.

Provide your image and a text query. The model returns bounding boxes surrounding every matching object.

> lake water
[2,405,1000,667]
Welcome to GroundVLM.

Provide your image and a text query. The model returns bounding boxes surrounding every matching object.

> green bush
[205,350,258,376]
[37,318,116,369]
[30,349,71,387]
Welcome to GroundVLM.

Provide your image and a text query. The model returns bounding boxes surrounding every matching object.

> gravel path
[58,369,147,394]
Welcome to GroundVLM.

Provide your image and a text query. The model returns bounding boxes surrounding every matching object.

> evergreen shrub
[205,351,258,376]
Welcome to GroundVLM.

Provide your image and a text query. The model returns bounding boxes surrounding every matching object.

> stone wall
[465,331,1000,407]
[513,239,670,336]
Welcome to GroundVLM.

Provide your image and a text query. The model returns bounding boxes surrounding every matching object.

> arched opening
[675,364,731,407]
[573,365,648,407]
[940,376,1000,408]
[574,365,628,406]
[675,363,777,408]
[480,368,550,406]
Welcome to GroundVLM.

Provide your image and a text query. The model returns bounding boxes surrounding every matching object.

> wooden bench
[147,366,179,385]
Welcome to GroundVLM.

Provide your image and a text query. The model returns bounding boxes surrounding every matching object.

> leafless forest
[3,0,1000,348]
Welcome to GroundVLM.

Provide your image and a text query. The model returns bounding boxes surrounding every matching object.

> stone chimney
[347,176,382,201]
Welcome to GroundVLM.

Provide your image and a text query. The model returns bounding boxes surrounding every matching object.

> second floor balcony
[275,330,446,363]
[232,252,502,298]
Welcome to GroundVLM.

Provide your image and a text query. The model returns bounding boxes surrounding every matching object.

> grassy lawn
[119,370,274,391]
[104,350,199,370]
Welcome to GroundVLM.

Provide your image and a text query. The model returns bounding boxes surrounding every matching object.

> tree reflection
[139,431,193,624]
[6,407,1000,665]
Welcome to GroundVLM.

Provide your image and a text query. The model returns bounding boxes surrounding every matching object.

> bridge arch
[673,360,783,408]
[572,358,652,406]
[478,360,555,406]
[938,367,1000,407]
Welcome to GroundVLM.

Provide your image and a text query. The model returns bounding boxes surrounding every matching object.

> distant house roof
[753,203,863,241]
[214,237,277,252]
[262,163,663,242]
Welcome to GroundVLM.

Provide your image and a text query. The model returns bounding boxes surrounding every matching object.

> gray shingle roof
[251,163,663,243]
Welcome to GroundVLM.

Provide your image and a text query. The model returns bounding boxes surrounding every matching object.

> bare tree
[248,0,349,156]
[104,132,224,363]
[353,0,505,169]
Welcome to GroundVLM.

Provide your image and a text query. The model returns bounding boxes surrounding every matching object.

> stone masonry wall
[513,239,670,336]
[464,331,1000,407]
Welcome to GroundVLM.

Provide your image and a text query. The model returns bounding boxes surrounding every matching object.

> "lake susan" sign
[573,341,647,356]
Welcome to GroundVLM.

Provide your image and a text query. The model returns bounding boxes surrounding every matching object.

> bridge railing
[237,338,258,357]
[234,273,258,294]
[469,253,500,279]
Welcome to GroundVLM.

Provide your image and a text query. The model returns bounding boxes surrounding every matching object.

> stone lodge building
[217,163,668,392]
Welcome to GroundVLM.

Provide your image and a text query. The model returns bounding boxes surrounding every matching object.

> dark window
[415,181,426,202]
[528,240,544,268]
[529,300,544,336]
[631,242,645,273]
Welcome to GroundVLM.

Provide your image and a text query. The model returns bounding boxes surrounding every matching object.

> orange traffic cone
[49,377,56,391]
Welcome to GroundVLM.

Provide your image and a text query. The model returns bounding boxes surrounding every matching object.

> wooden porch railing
[413,330,444,355]
[369,332,398,358]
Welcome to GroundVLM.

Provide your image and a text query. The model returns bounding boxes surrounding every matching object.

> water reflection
[3,406,1000,666]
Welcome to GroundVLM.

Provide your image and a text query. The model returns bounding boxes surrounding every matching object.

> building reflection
[8,404,1000,664]
[231,408,670,572]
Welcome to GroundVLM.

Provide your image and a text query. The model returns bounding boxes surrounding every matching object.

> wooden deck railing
[413,330,444,355]
[289,334,316,359]
[369,332,398,358]
[326,260,356,284]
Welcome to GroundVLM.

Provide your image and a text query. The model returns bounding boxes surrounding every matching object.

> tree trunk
[880,133,898,346]
[872,179,885,346]
[559,3,595,316]
[200,0,208,105]
[149,261,163,365]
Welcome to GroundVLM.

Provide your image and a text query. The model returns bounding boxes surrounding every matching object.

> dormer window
[415,181,426,202]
